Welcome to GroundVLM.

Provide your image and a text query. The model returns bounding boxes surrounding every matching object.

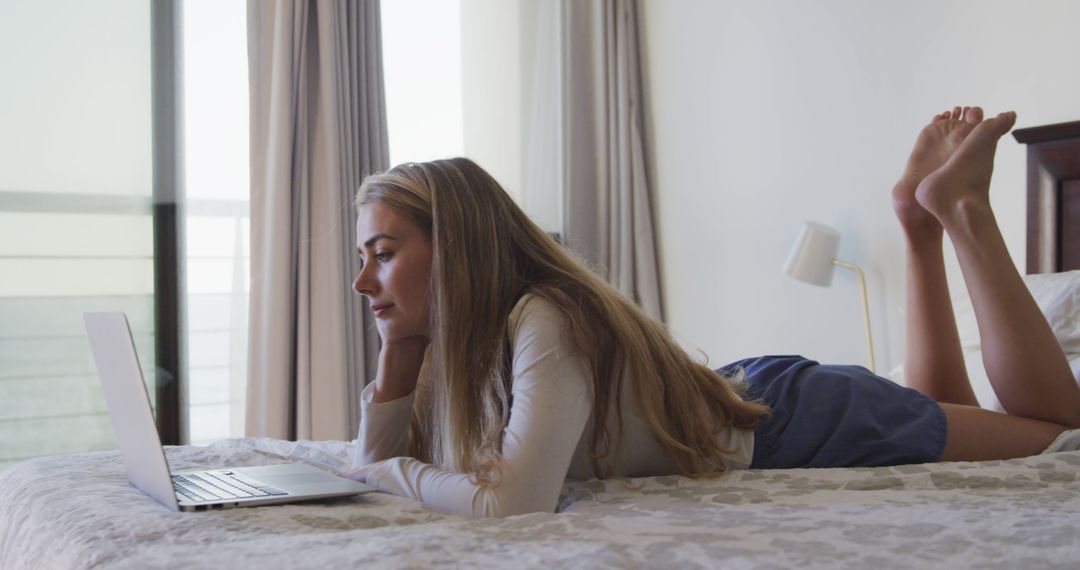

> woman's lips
[371,303,394,316]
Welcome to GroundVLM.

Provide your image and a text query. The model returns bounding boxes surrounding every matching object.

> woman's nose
[353,266,374,295]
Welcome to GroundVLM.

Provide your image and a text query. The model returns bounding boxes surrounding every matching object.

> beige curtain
[559,0,663,321]
[246,0,387,441]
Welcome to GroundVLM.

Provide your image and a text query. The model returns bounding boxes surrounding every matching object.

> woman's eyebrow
[359,233,398,252]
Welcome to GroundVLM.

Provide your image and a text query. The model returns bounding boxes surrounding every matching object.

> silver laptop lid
[84,312,179,511]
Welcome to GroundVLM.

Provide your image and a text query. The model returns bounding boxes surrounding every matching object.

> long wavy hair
[356,157,770,485]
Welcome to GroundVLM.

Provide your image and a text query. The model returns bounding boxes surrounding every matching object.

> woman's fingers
[338,462,378,482]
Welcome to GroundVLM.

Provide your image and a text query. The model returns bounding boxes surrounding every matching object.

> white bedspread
[2,438,1079,569]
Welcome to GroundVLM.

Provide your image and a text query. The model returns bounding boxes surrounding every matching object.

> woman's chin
[380,320,421,338]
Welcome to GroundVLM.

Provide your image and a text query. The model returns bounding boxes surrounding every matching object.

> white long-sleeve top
[354,294,754,518]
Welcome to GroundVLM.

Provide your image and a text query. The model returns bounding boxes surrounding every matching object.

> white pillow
[952,269,1080,354]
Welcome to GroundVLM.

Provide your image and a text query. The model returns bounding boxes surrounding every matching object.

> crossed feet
[893,105,1017,238]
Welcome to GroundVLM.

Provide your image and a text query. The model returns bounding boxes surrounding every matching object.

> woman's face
[353,201,433,340]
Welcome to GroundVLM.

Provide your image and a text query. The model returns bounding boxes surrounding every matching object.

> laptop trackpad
[233,464,368,494]
[264,473,342,486]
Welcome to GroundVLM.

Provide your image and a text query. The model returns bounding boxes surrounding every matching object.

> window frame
[151,0,186,445]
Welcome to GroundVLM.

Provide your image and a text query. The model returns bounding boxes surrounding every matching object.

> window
[382,0,464,165]
[0,0,156,469]
[381,0,558,230]
[0,0,250,469]
[182,0,250,445]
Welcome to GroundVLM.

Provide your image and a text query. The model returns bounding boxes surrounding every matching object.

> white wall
[639,0,1080,374]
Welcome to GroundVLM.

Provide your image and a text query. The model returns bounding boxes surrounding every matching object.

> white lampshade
[783,222,841,286]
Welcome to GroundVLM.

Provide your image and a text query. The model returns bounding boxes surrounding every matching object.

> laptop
[84,312,374,512]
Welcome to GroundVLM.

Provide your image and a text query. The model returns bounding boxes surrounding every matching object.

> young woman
[346,107,1080,518]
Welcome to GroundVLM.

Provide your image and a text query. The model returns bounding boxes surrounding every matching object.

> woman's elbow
[472,489,557,518]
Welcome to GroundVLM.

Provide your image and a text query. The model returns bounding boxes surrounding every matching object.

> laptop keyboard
[172,470,288,503]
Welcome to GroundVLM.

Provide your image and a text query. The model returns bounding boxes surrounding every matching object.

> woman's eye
[375,252,393,262]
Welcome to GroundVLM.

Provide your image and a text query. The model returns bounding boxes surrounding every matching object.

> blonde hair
[356,157,770,484]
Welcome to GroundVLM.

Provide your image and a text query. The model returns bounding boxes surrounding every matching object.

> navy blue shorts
[719,355,948,469]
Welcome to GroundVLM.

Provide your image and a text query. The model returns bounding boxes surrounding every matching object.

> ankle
[938,195,995,237]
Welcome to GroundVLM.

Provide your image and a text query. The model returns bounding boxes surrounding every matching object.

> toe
[994,111,1017,133]
[952,106,962,119]
[965,106,984,123]
[968,111,1017,141]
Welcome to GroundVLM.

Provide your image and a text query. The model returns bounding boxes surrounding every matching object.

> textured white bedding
[2,438,1080,569]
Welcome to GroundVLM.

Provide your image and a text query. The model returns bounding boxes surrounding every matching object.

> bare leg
[893,106,981,406]
[916,110,1080,428]
[939,403,1066,461]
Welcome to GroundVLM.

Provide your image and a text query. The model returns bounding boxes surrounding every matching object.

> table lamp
[782,222,876,372]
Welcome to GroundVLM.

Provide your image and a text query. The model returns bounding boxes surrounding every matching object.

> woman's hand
[339,460,385,483]
[371,334,429,403]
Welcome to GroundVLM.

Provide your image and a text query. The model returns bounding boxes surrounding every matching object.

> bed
[3,122,1080,569]
[1,437,1079,569]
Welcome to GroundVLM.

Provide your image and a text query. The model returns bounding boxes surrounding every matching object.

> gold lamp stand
[831,259,876,373]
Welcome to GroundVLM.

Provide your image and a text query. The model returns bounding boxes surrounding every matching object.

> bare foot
[913,111,1017,229]
[893,106,983,235]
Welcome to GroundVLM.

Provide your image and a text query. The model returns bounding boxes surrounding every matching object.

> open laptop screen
[84,312,179,510]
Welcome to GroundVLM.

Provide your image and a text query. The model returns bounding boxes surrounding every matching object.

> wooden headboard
[1013,120,1080,274]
